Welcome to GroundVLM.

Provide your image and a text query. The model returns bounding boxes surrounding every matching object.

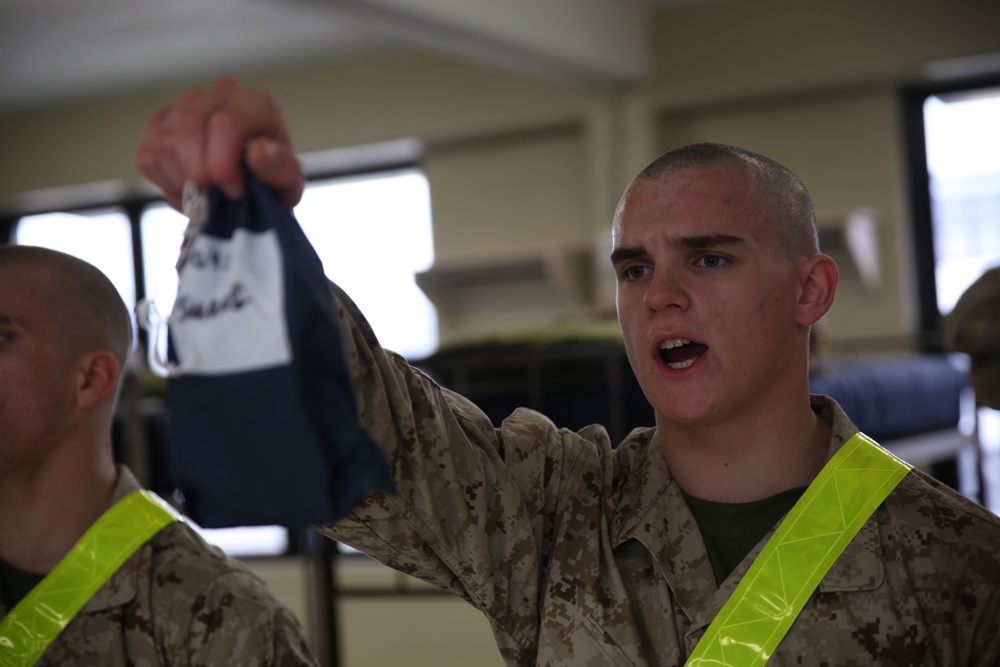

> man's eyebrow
[0,313,12,325]
[609,234,745,264]
[609,247,647,265]
[674,233,744,249]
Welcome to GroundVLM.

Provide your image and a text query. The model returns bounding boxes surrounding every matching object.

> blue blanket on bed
[809,354,969,441]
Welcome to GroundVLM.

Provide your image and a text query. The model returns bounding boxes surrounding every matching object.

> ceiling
[0,0,694,115]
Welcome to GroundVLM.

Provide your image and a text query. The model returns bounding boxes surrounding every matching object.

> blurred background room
[2,1,999,664]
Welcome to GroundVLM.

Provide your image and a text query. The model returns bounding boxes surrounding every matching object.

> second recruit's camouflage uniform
[0,467,319,667]
[321,284,1000,666]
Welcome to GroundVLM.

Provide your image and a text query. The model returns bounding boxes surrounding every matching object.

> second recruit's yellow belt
[0,490,181,666]
[685,432,912,666]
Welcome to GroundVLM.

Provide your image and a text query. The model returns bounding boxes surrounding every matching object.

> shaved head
[0,245,132,370]
[632,142,819,260]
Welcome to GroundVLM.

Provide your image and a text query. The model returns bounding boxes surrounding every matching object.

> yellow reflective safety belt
[0,490,181,666]
[685,433,912,667]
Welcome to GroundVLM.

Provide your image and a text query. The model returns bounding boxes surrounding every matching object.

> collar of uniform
[610,427,720,610]
[80,465,145,612]
[609,425,668,545]
[609,396,883,612]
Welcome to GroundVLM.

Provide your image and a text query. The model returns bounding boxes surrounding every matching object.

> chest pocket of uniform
[541,615,642,667]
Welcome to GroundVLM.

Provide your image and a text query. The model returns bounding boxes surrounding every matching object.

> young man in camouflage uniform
[137,77,1000,665]
[0,245,319,666]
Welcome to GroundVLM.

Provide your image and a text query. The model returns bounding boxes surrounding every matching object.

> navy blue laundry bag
[158,169,395,528]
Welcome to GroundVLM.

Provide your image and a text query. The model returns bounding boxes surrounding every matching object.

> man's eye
[622,265,649,280]
[696,255,728,269]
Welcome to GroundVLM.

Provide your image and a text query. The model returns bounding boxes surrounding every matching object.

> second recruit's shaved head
[0,245,132,371]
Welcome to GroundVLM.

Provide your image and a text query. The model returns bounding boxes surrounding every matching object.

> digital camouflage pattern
[0,467,319,667]
[321,284,1000,666]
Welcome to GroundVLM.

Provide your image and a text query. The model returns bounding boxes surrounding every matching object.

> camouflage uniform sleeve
[320,283,587,654]
[162,569,320,667]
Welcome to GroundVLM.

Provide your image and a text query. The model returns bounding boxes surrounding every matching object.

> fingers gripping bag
[139,167,395,528]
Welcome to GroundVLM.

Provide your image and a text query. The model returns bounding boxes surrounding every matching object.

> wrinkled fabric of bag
[165,170,395,527]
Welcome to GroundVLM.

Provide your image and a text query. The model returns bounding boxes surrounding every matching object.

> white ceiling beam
[318,0,651,88]
[0,0,654,112]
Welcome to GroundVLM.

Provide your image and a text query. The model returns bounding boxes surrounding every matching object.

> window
[904,78,1000,335]
[295,170,437,359]
[10,161,437,556]
[905,79,1000,515]
[140,168,437,363]
[922,87,1000,315]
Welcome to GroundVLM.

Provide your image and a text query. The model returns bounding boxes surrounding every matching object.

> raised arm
[134,82,609,663]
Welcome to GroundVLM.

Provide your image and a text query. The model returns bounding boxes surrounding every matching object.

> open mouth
[659,338,708,370]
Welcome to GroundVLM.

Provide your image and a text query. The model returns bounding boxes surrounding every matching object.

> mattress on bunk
[809,354,970,441]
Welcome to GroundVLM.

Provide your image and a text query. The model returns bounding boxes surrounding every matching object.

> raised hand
[136,77,304,211]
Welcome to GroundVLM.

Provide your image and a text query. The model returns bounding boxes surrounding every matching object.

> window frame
[901,73,1000,345]
[2,156,427,559]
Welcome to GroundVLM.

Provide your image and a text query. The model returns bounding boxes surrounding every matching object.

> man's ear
[795,254,838,326]
[76,350,122,409]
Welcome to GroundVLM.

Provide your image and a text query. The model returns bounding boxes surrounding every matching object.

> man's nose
[643,266,689,312]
